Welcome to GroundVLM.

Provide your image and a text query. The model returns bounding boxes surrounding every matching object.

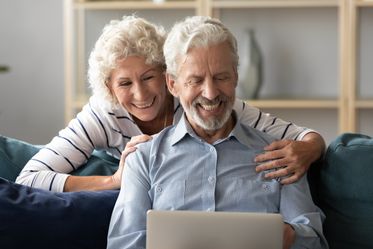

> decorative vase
[237,29,263,100]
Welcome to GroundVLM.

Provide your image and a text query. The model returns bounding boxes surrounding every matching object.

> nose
[201,78,219,100]
[131,81,148,100]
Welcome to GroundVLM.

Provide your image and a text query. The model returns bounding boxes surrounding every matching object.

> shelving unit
[64,0,373,143]
[349,0,373,135]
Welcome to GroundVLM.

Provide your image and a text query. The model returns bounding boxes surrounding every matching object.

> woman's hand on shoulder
[111,134,153,188]
[254,132,325,184]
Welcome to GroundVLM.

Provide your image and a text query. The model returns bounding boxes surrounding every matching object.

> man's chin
[194,117,224,131]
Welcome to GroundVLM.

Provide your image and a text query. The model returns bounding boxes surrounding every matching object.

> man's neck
[191,115,236,144]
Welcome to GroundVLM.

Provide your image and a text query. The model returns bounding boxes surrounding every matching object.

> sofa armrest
[313,133,373,249]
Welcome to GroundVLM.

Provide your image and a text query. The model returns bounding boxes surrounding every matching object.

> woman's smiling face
[108,56,167,122]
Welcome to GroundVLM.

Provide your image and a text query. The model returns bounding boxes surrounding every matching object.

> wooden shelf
[212,0,339,8]
[355,0,373,6]
[356,99,373,108]
[246,99,339,109]
[74,1,197,10]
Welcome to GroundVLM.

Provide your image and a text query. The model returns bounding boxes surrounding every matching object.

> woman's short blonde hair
[88,15,166,107]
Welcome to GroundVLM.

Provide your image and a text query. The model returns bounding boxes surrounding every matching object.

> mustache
[192,95,228,106]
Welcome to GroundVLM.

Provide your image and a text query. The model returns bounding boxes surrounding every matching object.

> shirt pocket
[220,177,281,213]
[150,180,185,210]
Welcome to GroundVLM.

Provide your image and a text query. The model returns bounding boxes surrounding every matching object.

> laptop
[146,210,283,249]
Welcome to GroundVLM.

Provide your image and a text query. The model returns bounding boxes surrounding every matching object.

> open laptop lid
[146,210,283,249]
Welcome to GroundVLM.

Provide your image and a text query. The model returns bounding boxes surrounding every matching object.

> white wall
[0,2,371,146]
[0,0,64,144]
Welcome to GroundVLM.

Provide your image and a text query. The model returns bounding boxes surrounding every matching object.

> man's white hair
[164,16,238,77]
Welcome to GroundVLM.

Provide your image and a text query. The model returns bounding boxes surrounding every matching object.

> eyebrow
[142,67,159,75]
[187,74,202,79]
[187,71,230,78]
[114,67,159,82]
[215,72,230,77]
[116,77,130,81]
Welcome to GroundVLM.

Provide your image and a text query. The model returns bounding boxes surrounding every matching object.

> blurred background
[0,0,64,144]
[1,0,372,145]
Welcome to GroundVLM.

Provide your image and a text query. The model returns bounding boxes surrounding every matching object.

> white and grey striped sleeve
[234,99,315,141]
[15,99,120,192]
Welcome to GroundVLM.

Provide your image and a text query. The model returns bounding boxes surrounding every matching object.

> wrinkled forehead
[177,42,237,76]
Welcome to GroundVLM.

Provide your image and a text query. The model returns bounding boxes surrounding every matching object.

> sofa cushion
[0,177,119,249]
[0,135,119,181]
[317,133,373,249]
[0,135,40,181]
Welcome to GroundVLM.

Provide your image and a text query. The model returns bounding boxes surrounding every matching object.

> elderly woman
[16,15,324,192]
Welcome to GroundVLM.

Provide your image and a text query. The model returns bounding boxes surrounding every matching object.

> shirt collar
[170,113,191,146]
[228,118,254,149]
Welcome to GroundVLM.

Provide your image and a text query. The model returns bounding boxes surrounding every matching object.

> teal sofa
[1,133,373,249]
[308,133,373,249]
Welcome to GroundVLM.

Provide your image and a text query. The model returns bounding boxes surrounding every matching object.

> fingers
[119,135,153,169]
[255,139,309,184]
[264,139,291,151]
[262,166,303,184]
[119,146,137,167]
[255,150,283,164]
[125,134,152,149]
[256,159,306,184]
[255,140,294,163]
[255,157,288,172]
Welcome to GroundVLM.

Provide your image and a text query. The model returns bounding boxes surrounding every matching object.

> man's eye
[187,78,203,86]
[142,75,154,81]
[215,75,230,82]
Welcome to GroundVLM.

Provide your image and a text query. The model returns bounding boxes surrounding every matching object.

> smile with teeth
[199,102,221,111]
[133,97,155,109]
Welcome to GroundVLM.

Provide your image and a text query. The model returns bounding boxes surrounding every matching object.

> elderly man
[107,16,328,249]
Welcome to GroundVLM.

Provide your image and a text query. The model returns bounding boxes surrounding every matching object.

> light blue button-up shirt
[107,114,328,249]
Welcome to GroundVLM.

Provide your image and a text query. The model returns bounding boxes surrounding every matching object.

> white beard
[184,95,234,131]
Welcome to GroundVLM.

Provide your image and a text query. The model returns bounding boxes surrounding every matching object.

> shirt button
[156,185,163,193]
[262,184,269,191]
[208,176,215,183]
[209,147,214,152]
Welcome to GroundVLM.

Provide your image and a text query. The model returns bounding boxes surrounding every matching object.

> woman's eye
[119,81,132,87]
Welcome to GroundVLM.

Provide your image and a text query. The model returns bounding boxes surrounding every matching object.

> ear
[233,66,238,88]
[166,73,179,98]
[106,78,116,100]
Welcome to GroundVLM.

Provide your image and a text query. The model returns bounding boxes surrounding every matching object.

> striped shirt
[16,95,312,192]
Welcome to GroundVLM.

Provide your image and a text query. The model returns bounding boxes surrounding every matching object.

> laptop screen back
[146,210,283,249]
